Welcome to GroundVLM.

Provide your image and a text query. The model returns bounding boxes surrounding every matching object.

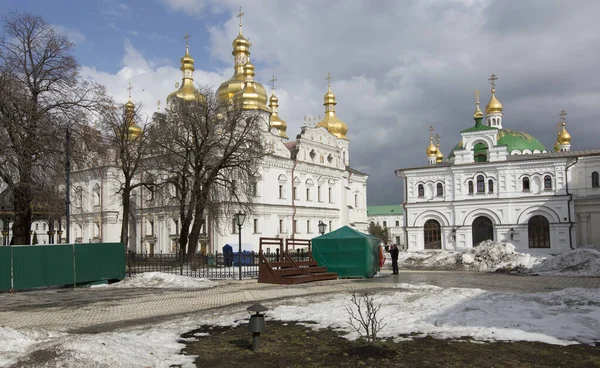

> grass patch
[181,321,600,368]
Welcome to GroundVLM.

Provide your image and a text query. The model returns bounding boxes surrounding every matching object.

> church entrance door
[472,216,494,246]
[424,219,441,249]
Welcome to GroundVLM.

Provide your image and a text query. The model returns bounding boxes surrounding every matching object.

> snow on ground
[384,241,600,277]
[270,285,600,346]
[3,285,600,367]
[92,272,218,289]
[385,241,545,272]
[529,249,600,277]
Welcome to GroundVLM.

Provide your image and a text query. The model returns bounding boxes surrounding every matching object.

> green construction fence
[0,242,124,292]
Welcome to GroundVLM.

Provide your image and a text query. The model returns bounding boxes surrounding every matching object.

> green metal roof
[448,128,547,159]
[367,205,403,216]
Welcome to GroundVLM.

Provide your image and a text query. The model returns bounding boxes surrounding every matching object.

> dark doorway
[472,216,494,246]
[528,215,550,248]
[424,219,441,249]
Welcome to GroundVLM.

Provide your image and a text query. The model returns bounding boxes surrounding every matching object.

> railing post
[276,247,280,262]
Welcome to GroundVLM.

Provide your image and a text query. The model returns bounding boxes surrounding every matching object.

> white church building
[67,15,368,254]
[396,75,600,255]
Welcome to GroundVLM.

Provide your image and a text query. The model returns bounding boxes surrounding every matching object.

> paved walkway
[1,271,599,333]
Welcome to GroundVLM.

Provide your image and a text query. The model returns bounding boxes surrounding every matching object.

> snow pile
[529,249,600,277]
[93,272,218,289]
[270,285,600,345]
[386,241,545,272]
[0,327,65,367]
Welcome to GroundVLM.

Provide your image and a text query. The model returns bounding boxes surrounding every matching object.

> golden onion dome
[167,45,203,104]
[426,137,438,156]
[234,62,269,111]
[485,88,503,114]
[216,26,251,102]
[128,124,142,140]
[316,85,348,140]
[553,137,560,152]
[474,98,484,119]
[122,98,142,140]
[269,92,288,139]
[558,122,571,144]
[436,143,444,162]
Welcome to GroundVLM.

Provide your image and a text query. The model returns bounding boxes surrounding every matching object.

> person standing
[389,243,399,275]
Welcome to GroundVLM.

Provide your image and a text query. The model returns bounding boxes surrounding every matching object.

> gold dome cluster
[268,75,288,138]
[316,72,348,140]
[124,84,142,140]
[555,110,571,150]
[216,7,268,110]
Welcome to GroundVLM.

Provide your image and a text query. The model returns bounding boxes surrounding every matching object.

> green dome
[447,128,547,159]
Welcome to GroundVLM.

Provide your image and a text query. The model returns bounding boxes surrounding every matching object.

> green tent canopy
[312,226,381,278]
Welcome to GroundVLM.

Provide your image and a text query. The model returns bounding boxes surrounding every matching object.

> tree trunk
[12,182,33,246]
[188,208,204,256]
[120,187,130,253]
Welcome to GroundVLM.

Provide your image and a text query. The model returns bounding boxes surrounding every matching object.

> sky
[1,0,600,205]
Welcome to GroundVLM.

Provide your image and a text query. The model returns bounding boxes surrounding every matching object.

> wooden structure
[258,237,337,284]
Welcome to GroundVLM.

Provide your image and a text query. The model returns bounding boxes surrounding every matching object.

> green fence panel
[12,245,75,290]
[0,247,11,291]
[74,243,125,283]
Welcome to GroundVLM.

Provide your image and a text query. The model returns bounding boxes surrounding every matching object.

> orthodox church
[396,75,600,254]
[65,11,368,254]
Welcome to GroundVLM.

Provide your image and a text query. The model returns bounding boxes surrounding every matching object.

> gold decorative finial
[157,100,161,111]
[488,73,498,90]
[559,109,567,122]
[473,89,483,119]
[475,89,480,104]
[184,30,190,46]
[428,126,434,138]
[127,82,133,99]
[270,74,277,91]
[237,6,244,29]
[326,72,332,88]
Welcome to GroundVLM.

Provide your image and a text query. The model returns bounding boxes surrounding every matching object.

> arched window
[477,175,485,193]
[488,180,494,193]
[468,181,474,194]
[436,183,443,197]
[544,175,552,190]
[528,215,550,248]
[418,184,424,197]
[592,171,599,188]
[522,177,530,192]
[383,221,387,227]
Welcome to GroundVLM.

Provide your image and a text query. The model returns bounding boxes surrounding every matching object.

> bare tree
[0,12,105,244]
[98,100,154,251]
[345,291,387,342]
[157,87,266,256]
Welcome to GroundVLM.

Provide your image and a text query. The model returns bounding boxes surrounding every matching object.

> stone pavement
[1,271,599,333]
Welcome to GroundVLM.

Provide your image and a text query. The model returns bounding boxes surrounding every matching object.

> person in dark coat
[389,243,399,275]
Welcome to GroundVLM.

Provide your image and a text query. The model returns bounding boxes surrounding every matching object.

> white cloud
[51,24,86,46]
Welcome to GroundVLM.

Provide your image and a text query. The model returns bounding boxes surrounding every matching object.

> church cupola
[124,83,142,140]
[485,73,503,129]
[167,32,203,105]
[268,74,288,139]
[435,134,444,163]
[316,72,348,140]
[556,109,571,152]
[426,126,438,165]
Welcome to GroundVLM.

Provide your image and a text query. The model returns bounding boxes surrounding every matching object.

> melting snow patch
[529,249,600,277]
[92,272,218,289]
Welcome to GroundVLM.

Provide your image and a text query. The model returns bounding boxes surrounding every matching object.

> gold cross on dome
[326,72,332,87]
[488,73,498,89]
[127,82,133,99]
[237,6,244,28]
[434,133,440,145]
[428,126,434,138]
[270,74,277,90]
[475,89,480,104]
[559,109,567,122]
[184,30,190,46]
[556,121,562,133]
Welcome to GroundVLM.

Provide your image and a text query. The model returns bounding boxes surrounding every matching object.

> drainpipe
[98,168,104,241]
[291,158,298,243]
[565,157,578,249]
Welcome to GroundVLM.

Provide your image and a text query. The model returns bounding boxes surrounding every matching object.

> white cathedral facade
[66,17,368,254]
[396,76,600,255]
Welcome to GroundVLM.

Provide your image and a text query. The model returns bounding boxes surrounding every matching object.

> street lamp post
[318,221,327,235]
[234,211,246,280]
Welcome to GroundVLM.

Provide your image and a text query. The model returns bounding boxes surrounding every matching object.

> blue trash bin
[223,244,233,267]
[233,251,253,266]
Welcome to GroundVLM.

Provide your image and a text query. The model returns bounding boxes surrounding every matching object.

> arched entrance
[472,216,493,246]
[424,219,441,249]
[528,215,550,248]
